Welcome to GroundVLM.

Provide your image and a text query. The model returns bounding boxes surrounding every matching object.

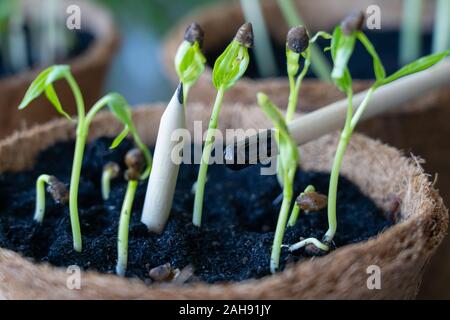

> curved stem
[325,89,353,242]
[34,174,51,223]
[66,74,85,123]
[69,130,86,252]
[289,237,329,252]
[286,50,311,122]
[192,86,225,227]
[116,180,138,277]
[64,73,86,252]
[101,170,112,201]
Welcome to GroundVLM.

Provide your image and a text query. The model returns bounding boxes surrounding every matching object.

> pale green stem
[433,0,450,53]
[193,86,226,227]
[276,0,332,81]
[288,203,300,227]
[325,89,353,242]
[289,237,329,252]
[240,0,277,77]
[34,174,51,223]
[400,0,423,65]
[116,180,138,277]
[285,50,311,122]
[270,176,293,273]
[65,74,85,252]
[101,170,112,201]
[350,86,376,131]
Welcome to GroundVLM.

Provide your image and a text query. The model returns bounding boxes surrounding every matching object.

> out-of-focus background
[0,0,449,299]
[92,0,218,104]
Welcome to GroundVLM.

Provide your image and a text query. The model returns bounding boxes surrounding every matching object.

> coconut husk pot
[0,104,447,299]
[163,0,450,298]
[0,0,120,139]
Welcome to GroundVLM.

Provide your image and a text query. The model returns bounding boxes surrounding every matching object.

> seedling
[285,26,332,122]
[34,175,68,224]
[174,22,206,102]
[117,148,149,276]
[290,11,450,253]
[288,185,327,226]
[276,0,332,81]
[192,22,253,227]
[101,162,120,201]
[257,92,298,273]
[19,65,152,252]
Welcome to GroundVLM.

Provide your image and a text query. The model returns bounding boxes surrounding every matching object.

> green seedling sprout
[117,148,150,276]
[192,22,253,227]
[276,0,332,81]
[285,26,332,121]
[290,11,450,254]
[399,0,423,65]
[257,92,298,273]
[174,22,206,102]
[101,162,120,201]
[432,0,450,53]
[18,65,152,252]
[34,175,69,224]
[240,0,277,77]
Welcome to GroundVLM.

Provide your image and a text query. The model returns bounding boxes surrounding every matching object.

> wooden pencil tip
[177,83,184,104]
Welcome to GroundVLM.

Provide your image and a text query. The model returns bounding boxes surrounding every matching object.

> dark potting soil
[0,25,94,78]
[205,30,433,80]
[0,138,392,283]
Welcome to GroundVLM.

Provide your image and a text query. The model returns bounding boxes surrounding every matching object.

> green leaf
[331,26,356,81]
[356,32,386,82]
[257,93,298,173]
[44,84,72,120]
[110,127,130,149]
[175,41,206,88]
[380,49,450,85]
[212,40,250,90]
[104,93,153,179]
[18,65,71,116]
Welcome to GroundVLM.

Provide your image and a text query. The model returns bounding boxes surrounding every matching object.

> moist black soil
[0,138,392,283]
[0,24,94,78]
[205,30,433,79]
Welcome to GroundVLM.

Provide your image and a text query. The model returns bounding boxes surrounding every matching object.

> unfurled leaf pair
[107,93,152,180]
[18,65,72,120]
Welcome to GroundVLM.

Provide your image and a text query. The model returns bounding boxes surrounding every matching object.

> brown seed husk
[296,191,327,212]
[341,10,365,35]
[149,263,176,282]
[234,22,254,48]
[46,176,69,204]
[287,26,309,53]
[184,22,204,47]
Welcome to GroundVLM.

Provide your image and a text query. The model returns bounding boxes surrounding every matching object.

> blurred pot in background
[0,0,120,138]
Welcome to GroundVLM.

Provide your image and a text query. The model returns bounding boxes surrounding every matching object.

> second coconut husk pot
[0,104,447,299]
[163,0,450,298]
[0,0,120,139]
